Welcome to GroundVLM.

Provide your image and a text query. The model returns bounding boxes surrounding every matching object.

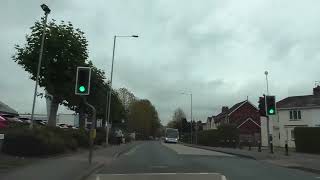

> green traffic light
[79,86,86,92]
[269,109,275,114]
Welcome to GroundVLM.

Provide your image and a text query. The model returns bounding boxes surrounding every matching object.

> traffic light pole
[82,97,96,164]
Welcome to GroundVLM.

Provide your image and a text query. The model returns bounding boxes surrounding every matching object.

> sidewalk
[0,142,141,180]
[183,143,320,174]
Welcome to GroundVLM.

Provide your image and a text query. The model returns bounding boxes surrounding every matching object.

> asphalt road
[88,141,319,180]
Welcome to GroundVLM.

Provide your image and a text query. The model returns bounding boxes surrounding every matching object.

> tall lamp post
[181,92,193,144]
[105,35,139,145]
[264,71,271,148]
[30,4,51,129]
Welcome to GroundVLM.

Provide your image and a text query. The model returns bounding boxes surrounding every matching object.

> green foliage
[12,19,88,103]
[182,124,239,147]
[127,99,160,137]
[12,19,89,126]
[295,127,320,154]
[1,127,90,156]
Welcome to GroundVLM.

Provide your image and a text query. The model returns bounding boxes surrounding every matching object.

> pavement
[0,142,141,180]
[87,141,320,180]
[182,143,320,174]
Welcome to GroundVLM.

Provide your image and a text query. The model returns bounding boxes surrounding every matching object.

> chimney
[221,106,229,113]
[313,86,320,96]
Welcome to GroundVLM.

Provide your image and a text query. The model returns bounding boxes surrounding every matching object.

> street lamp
[30,4,51,129]
[264,71,272,151]
[105,35,139,145]
[181,91,193,144]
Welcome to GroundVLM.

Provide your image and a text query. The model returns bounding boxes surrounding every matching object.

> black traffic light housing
[266,95,276,115]
[75,67,91,95]
[258,96,266,116]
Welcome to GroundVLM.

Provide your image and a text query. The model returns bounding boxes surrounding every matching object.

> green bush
[185,124,239,147]
[2,127,66,156]
[69,129,89,148]
[197,130,220,146]
[1,126,90,156]
[295,127,320,154]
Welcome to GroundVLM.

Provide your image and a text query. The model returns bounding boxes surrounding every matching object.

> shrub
[68,129,89,148]
[1,126,91,156]
[187,125,239,147]
[2,127,66,156]
[295,127,320,154]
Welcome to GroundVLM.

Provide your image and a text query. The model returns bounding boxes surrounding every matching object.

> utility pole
[30,4,50,129]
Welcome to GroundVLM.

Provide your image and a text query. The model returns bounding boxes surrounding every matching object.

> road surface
[88,141,319,180]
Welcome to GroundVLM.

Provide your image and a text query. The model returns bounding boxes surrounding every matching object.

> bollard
[285,143,289,156]
[270,142,274,154]
[248,142,251,151]
[258,142,262,152]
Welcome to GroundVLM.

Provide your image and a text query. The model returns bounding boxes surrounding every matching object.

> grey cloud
[2,0,320,124]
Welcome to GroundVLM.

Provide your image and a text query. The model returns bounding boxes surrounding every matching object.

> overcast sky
[1,0,320,124]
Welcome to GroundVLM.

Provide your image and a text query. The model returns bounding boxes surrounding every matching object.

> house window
[289,110,302,120]
[291,129,295,140]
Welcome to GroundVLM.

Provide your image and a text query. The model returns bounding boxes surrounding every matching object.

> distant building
[0,101,18,115]
[213,100,261,144]
[272,86,320,148]
[205,116,216,130]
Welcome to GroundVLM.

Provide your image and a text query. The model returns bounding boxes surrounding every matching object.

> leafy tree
[117,88,136,112]
[127,99,160,137]
[167,108,187,133]
[12,19,88,126]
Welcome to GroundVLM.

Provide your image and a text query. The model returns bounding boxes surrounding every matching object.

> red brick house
[213,100,261,144]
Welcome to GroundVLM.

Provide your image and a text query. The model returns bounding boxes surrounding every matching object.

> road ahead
[88,141,318,180]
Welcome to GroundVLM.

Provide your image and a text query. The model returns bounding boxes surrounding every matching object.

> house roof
[214,100,248,122]
[277,95,320,109]
[0,101,18,115]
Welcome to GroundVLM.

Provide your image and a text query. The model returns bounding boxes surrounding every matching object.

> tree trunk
[48,97,59,127]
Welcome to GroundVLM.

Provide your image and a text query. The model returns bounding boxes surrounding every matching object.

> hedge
[1,126,89,156]
[295,127,320,154]
[181,124,239,147]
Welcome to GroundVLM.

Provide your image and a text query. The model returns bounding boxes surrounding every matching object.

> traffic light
[75,67,91,95]
[266,95,276,115]
[258,96,266,116]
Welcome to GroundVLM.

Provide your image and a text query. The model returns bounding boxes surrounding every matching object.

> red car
[0,115,8,129]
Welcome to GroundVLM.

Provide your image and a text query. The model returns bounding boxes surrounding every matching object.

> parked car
[34,120,47,126]
[0,115,8,129]
[18,117,31,124]
[0,114,22,123]
[57,123,69,129]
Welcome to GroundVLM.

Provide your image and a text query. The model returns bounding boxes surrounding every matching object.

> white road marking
[96,175,100,180]
[315,177,320,179]
[162,143,233,157]
[93,173,226,180]
[123,144,142,156]
[96,172,222,176]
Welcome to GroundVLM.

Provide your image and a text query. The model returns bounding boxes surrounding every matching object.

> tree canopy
[127,99,161,138]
